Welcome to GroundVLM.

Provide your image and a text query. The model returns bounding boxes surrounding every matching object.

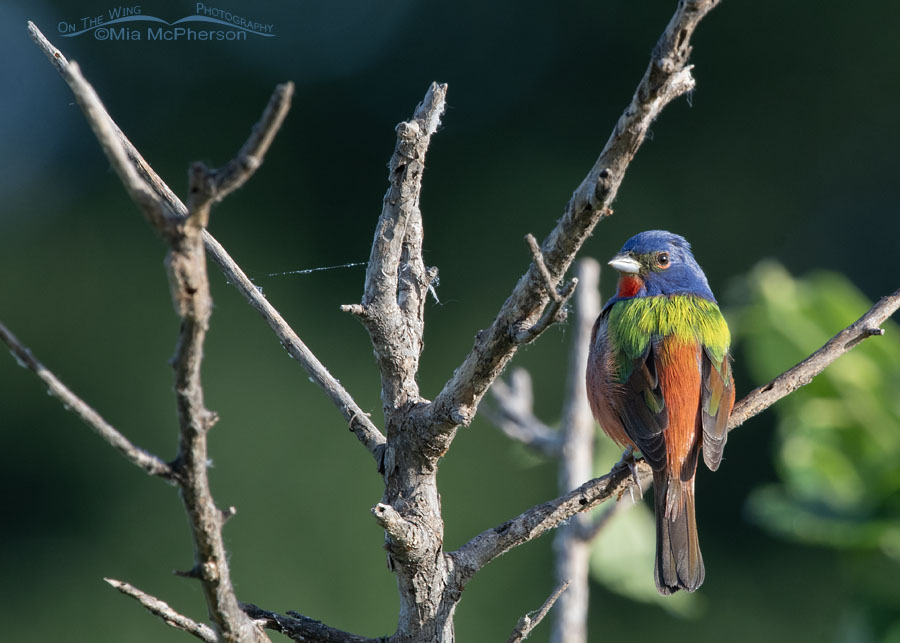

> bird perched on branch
[586,230,734,594]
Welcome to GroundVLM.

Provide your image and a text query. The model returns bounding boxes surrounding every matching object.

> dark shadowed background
[2,1,899,641]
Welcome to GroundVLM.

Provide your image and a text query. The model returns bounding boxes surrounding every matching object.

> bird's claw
[617,446,644,500]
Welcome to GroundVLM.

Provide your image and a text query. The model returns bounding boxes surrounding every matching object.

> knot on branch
[372,503,431,563]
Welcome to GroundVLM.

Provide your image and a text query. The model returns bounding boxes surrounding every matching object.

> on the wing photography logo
[57,4,275,42]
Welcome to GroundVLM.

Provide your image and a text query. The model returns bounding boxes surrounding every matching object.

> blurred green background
[2,1,899,641]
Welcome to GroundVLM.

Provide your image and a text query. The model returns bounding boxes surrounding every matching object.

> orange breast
[657,338,703,473]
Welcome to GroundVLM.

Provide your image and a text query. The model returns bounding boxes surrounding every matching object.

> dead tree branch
[341,82,445,413]
[26,2,726,640]
[0,322,173,480]
[450,458,653,586]
[464,283,900,586]
[507,580,570,643]
[422,0,722,443]
[26,24,285,641]
[486,369,562,457]
[26,21,386,462]
[25,3,899,642]
[728,286,900,429]
[241,604,385,643]
[344,83,455,641]
[551,259,600,643]
[105,578,218,643]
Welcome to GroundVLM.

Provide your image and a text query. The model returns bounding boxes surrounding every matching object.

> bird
[586,230,734,595]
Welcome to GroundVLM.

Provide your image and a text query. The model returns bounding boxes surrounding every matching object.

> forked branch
[342,82,447,412]
[27,21,386,462]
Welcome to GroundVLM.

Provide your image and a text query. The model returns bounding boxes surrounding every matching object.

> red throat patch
[617,275,643,298]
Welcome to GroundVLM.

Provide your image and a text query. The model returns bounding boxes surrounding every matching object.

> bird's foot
[617,446,644,500]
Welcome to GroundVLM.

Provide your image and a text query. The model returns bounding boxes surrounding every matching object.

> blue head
[606,230,715,303]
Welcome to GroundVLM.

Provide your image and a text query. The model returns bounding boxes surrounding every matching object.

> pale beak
[608,254,641,274]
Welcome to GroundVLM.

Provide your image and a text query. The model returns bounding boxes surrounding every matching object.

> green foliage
[734,261,900,559]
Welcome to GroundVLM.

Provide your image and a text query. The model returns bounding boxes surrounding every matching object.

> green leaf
[733,261,900,556]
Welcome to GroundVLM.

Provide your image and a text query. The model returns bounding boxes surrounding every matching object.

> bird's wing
[700,346,735,471]
[618,340,669,471]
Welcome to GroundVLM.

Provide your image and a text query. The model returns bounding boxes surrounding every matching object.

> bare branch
[558,259,601,492]
[204,230,386,459]
[0,322,173,480]
[188,82,293,229]
[551,259,600,643]
[729,286,900,430]
[30,22,273,639]
[159,78,278,643]
[462,284,900,584]
[486,369,561,457]
[27,21,386,461]
[210,82,295,202]
[515,278,578,345]
[507,580,570,643]
[526,234,562,303]
[105,578,218,643]
[425,0,722,437]
[241,604,383,643]
[449,458,653,586]
[31,49,169,233]
[342,82,447,411]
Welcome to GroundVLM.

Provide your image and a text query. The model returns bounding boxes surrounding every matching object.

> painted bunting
[586,230,734,595]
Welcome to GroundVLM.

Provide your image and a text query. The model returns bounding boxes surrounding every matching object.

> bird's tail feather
[653,471,704,595]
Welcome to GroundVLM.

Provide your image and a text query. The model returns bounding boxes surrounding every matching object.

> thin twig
[515,278,578,345]
[0,322,173,480]
[526,234,562,303]
[486,368,562,457]
[188,81,293,228]
[105,578,217,643]
[507,580,571,643]
[729,286,900,429]
[241,604,384,643]
[27,21,386,462]
[204,230,386,459]
[210,82,294,202]
[425,0,722,435]
[53,60,169,233]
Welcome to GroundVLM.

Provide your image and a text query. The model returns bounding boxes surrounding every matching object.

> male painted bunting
[586,230,734,594]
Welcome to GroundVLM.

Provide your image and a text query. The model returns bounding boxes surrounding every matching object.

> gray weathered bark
[7,4,899,642]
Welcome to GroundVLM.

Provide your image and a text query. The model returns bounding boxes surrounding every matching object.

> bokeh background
[2,1,900,641]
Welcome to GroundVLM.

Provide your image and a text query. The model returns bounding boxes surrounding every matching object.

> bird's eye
[657,252,670,268]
